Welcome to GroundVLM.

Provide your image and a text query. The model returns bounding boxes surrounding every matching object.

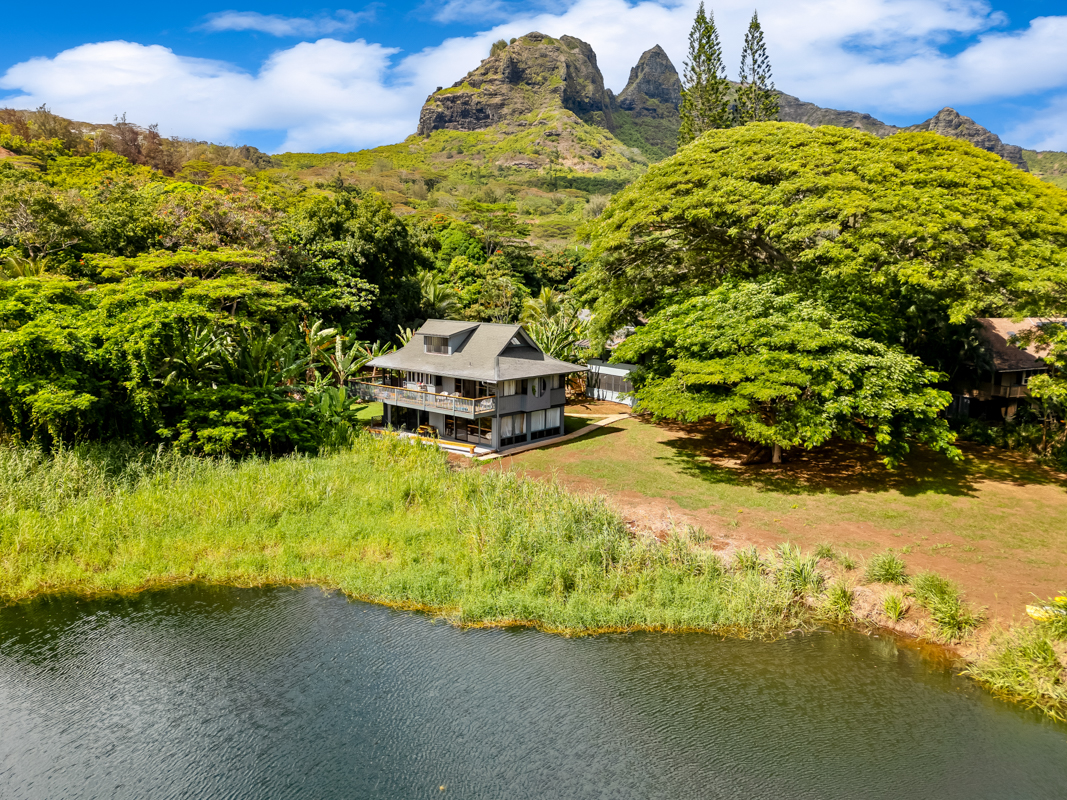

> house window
[424,336,450,355]
[531,377,548,397]
[501,380,527,397]
[552,374,562,390]
[530,406,563,440]
[500,412,527,447]
[405,372,439,388]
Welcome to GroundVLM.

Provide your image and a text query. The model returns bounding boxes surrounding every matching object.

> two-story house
[355,320,587,451]
[953,317,1066,419]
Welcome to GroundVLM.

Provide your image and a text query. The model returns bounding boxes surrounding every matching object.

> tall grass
[911,571,983,642]
[863,550,908,585]
[966,627,1067,722]
[3,438,1062,719]
[0,436,802,636]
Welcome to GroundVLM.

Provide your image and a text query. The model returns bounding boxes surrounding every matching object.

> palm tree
[521,286,564,324]
[1,255,50,279]
[419,271,460,319]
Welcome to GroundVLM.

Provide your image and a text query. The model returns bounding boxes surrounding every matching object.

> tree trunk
[740,444,772,465]
[772,443,782,464]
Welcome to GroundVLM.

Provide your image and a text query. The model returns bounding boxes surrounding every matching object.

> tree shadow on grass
[652,419,1067,498]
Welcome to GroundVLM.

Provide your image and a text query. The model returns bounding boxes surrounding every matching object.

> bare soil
[565,399,632,417]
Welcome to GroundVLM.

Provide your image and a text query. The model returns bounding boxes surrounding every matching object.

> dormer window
[425,335,450,355]
[510,336,522,346]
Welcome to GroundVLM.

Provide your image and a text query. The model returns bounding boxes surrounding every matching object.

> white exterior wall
[587,361,636,407]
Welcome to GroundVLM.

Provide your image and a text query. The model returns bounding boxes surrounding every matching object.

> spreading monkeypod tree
[613,282,960,468]
[582,123,1067,466]
[581,123,1067,343]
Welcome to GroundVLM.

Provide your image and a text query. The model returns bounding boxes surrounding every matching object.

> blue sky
[2,1,1066,153]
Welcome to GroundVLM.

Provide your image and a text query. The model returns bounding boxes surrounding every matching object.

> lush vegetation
[0,437,802,637]
[0,107,598,454]
[612,282,958,466]
[583,122,1067,465]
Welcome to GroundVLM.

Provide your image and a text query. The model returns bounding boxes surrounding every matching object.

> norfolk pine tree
[735,11,779,125]
[678,3,731,147]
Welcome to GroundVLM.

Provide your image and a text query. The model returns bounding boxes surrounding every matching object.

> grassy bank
[0,437,1063,719]
[0,436,799,635]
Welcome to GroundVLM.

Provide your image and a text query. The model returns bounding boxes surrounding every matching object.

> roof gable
[978,317,1066,371]
[367,319,586,381]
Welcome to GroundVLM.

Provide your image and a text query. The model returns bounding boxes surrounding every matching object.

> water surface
[1,586,1064,799]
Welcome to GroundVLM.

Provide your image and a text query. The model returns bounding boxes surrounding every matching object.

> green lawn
[356,401,383,422]
[510,417,1067,616]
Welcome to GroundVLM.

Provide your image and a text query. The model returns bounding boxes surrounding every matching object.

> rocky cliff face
[416,32,615,137]
[776,92,897,137]
[616,45,682,114]
[901,107,1028,170]
[416,33,1037,174]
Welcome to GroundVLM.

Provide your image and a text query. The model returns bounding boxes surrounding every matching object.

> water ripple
[1,587,1065,799]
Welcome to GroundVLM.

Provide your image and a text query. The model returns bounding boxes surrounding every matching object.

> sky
[1,1,1066,154]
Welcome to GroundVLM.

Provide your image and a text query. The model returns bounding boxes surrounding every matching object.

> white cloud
[200,9,371,37]
[0,39,410,152]
[2,1,1067,152]
[1004,93,1067,151]
[427,1,565,25]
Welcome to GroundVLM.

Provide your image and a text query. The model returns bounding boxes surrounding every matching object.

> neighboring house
[954,318,1065,419]
[356,320,587,451]
[586,359,637,407]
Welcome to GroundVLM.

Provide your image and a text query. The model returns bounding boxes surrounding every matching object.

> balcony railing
[352,380,495,417]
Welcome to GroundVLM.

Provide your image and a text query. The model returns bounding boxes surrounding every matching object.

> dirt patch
[501,416,1067,627]
[566,399,632,416]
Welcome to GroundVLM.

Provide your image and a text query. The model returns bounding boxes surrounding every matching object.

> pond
[1,586,1064,799]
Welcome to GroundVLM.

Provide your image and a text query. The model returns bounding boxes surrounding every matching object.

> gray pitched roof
[417,319,478,337]
[368,320,587,382]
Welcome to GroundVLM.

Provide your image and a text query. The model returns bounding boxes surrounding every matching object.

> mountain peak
[617,45,682,111]
[901,107,1027,171]
[415,32,614,137]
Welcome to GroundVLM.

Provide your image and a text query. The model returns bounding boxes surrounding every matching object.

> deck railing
[352,380,495,416]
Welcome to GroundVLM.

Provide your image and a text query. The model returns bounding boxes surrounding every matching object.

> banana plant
[156,322,226,388]
[320,335,372,387]
[224,323,309,391]
[360,340,396,379]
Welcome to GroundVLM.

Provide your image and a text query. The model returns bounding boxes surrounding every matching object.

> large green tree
[678,2,731,147]
[272,193,424,338]
[579,123,1067,353]
[735,11,779,125]
[613,282,959,467]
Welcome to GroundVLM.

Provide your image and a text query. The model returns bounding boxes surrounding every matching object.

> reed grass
[822,581,854,622]
[813,542,837,561]
[910,571,983,642]
[883,592,907,622]
[1,438,1060,719]
[0,437,803,637]
[775,543,824,596]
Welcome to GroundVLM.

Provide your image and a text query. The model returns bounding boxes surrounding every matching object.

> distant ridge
[415,33,1040,173]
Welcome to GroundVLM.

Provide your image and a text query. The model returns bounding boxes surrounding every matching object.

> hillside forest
[2,24,1067,467]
